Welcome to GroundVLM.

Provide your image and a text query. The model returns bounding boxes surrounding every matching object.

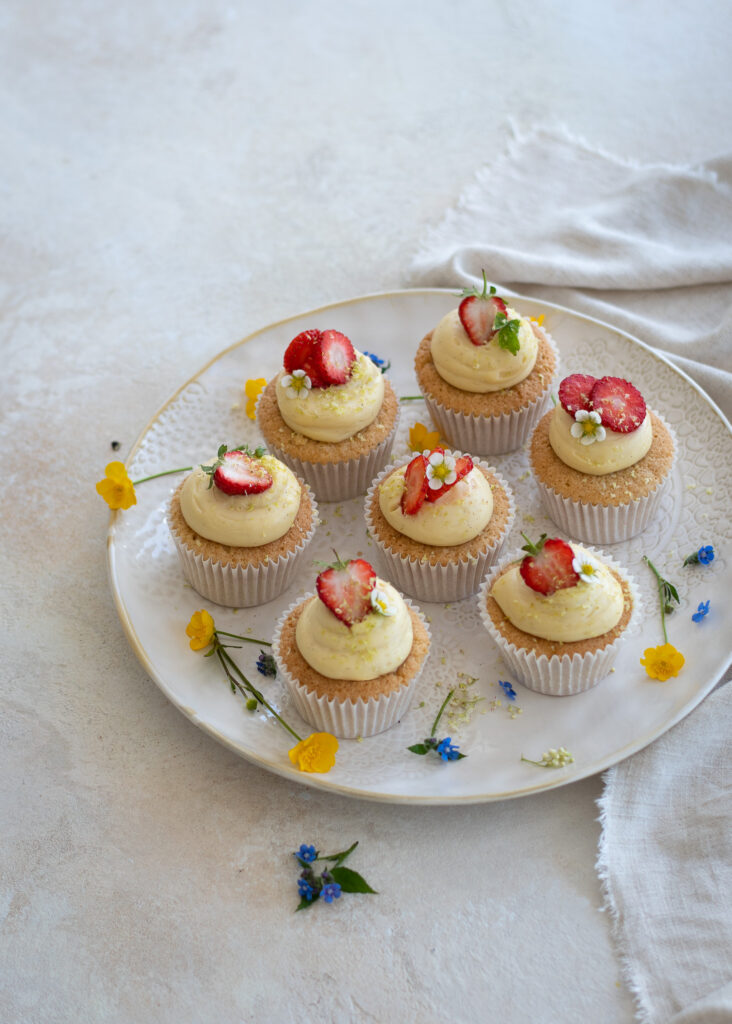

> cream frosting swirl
[430,307,538,392]
[179,455,301,546]
[549,406,652,475]
[378,464,494,546]
[295,579,413,680]
[275,351,384,442]
[491,544,624,642]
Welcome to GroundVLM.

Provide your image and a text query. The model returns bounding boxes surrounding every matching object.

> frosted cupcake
[364,447,515,602]
[414,275,557,454]
[530,373,676,544]
[479,534,640,696]
[168,445,317,607]
[257,329,399,502]
[273,556,430,738]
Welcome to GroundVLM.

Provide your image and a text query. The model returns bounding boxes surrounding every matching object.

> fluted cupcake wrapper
[272,594,431,739]
[477,546,642,697]
[363,455,516,603]
[421,331,559,456]
[533,414,677,545]
[168,485,319,608]
[264,407,400,503]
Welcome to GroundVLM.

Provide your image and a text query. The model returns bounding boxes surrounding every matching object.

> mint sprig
[492,312,521,355]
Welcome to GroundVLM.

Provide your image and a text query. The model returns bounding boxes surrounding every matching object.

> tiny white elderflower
[425,450,457,491]
[572,554,600,583]
[282,369,311,400]
[370,586,396,616]
[570,409,606,445]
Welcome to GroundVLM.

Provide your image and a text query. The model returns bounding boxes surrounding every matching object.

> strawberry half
[590,376,647,434]
[518,533,579,596]
[558,374,597,417]
[458,292,508,347]
[316,557,377,627]
[283,329,326,387]
[312,329,356,387]
[401,454,429,515]
[213,451,273,495]
[425,453,474,503]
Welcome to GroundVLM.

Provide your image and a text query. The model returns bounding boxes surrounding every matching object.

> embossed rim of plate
[105,288,732,805]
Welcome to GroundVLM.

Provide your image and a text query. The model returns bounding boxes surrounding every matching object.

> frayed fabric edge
[596,765,655,1024]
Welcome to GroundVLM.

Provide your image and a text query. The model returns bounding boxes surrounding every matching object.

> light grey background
[3,2,729,1021]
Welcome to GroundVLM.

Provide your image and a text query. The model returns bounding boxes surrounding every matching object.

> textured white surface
[3,2,731,1021]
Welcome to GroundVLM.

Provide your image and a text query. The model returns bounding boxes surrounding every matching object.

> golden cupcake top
[179,445,301,547]
[430,274,538,393]
[275,328,384,442]
[295,556,413,680]
[491,534,625,642]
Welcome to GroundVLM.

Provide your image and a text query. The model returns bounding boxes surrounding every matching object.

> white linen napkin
[410,124,732,1022]
[410,124,732,420]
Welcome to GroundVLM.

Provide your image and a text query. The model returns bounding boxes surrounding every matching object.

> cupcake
[414,275,557,454]
[273,556,431,738]
[168,445,318,607]
[257,328,399,501]
[364,447,515,603]
[530,373,676,544]
[478,534,640,696]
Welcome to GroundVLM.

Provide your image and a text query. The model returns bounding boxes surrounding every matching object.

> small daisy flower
[370,586,397,616]
[572,554,600,583]
[571,409,606,445]
[425,450,457,491]
[282,369,311,399]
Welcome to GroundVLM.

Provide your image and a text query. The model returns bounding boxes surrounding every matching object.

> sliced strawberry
[458,293,508,346]
[316,557,376,627]
[519,534,579,596]
[590,376,647,434]
[401,454,429,515]
[311,329,356,387]
[558,374,597,417]
[425,453,474,502]
[213,451,273,495]
[283,329,329,388]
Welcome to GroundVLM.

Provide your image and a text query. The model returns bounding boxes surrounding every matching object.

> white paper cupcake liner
[168,484,319,608]
[421,330,559,456]
[272,594,431,739]
[533,414,677,545]
[477,546,642,697]
[364,455,516,603]
[265,406,400,503]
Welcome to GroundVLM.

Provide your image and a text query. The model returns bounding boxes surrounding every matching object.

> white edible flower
[370,586,396,616]
[425,450,457,491]
[572,554,600,584]
[282,369,311,400]
[570,409,606,445]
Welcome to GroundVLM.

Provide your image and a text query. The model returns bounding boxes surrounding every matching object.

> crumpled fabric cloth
[409,124,732,1023]
[410,123,732,420]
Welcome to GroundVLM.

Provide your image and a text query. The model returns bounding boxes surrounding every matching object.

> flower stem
[398,395,424,402]
[132,467,193,485]
[430,688,455,738]
[215,629,272,646]
[643,556,669,644]
[218,647,302,742]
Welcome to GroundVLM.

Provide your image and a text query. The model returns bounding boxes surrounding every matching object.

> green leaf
[453,751,467,760]
[407,743,430,755]
[665,581,680,605]
[217,444,227,458]
[495,318,521,355]
[295,897,318,912]
[330,867,377,895]
[324,841,358,867]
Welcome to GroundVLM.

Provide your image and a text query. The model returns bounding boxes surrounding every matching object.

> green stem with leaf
[215,645,302,742]
[132,467,193,485]
[643,556,680,644]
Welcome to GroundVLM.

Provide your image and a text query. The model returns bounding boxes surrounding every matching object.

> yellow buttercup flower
[96,461,137,510]
[244,377,267,420]
[186,609,216,651]
[289,732,339,773]
[530,314,545,326]
[408,421,443,454]
[640,643,685,681]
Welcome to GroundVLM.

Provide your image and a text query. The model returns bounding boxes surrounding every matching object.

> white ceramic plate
[108,288,731,804]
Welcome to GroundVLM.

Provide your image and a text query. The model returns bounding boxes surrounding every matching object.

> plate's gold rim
[105,287,732,805]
